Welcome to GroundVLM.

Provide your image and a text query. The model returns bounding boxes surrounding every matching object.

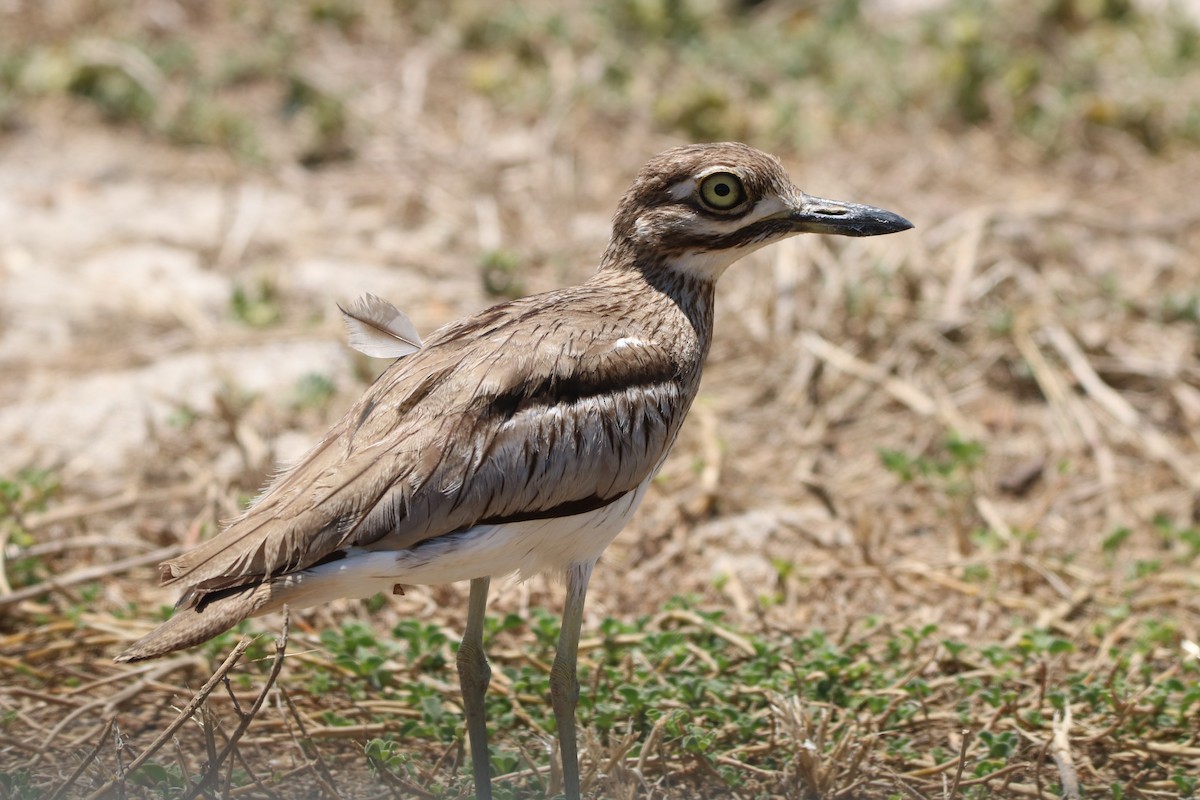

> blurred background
[2,0,1199,797]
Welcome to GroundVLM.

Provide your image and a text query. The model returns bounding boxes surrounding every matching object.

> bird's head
[606,142,912,281]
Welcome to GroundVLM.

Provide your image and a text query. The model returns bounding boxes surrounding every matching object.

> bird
[117,142,912,799]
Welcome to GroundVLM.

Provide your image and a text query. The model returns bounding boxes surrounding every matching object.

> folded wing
[118,286,688,661]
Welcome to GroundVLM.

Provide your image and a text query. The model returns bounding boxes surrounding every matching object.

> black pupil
[714,183,731,197]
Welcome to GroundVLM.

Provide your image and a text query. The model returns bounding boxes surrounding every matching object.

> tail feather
[115,582,272,662]
[115,551,391,662]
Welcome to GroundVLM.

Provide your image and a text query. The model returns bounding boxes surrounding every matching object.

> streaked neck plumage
[594,234,718,387]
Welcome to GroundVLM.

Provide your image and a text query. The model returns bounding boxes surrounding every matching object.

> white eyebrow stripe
[669,166,745,201]
[667,179,696,200]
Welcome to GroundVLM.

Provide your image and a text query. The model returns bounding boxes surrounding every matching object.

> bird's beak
[787,194,913,237]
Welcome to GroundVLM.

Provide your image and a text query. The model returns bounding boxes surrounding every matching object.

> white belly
[254,480,650,614]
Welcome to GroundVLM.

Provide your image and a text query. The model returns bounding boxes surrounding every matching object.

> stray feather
[339,293,423,358]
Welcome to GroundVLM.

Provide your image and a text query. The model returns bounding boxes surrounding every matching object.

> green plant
[284,74,352,165]
[292,372,337,410]
[1152,514,1200,562]
[880,434,985,484]
[0,769,39,800]
[479,249,525,299]
[129,761,187,794]
[230,276,283,327]
[321,621,401,692]
[0,469,62,589]
[364,736,408,779]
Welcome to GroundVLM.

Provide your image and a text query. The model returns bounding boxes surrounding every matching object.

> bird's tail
[115,582,272,663]
[115,551,400,662]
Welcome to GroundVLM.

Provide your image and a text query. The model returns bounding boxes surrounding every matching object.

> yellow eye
[698,172,746,211]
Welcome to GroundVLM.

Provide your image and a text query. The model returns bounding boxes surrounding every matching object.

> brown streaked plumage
[117,142,912,800]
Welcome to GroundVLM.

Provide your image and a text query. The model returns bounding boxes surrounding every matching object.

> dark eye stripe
[661,217,794,254]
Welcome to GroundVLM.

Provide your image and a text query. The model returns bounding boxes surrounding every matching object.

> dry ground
[2,2,1199,798]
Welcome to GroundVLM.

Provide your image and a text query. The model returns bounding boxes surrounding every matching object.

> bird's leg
[457,576,493,800]
[550,560,595,800]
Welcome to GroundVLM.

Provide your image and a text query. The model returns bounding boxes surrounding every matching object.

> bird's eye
[698,172,746,211]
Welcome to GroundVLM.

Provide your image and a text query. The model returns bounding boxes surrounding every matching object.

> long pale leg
[456,576,493,800]
[550,560,595,800]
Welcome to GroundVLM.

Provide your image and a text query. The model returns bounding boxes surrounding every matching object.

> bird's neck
[593,241,717,372]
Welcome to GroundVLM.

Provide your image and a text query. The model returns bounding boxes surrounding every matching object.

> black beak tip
[791,199,915,238]
[853,207,914,237]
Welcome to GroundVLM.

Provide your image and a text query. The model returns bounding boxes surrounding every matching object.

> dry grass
[2,1,1199,798]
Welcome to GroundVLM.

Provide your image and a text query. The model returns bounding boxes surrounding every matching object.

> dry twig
[180,611,291,800]
[1050,705,1082,800]
[80,638,256,800]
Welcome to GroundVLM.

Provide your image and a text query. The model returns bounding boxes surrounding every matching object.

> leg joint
[548,662,579,705]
